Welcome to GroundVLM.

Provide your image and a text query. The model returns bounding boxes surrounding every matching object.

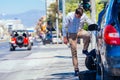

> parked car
[9,30,32,51]
[27,30,34,46]
[87,0,120,80]
[28,34,34,46]
[52,33,62,44]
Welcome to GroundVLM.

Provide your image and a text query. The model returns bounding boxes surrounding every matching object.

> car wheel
[85,55,96,70]
[10,45,15,51]
[101,65,114,80]
[10,47,13,51]
[13,47,15,51]
[16,36,24,44]
[31,42,33,46]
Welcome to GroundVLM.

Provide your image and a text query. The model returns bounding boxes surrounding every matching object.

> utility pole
[56,0,59,44]
[62,0,65,39]
[61,0,66,44]
[45,0,47,20]
[90,0,96,49]
[90,0,96,23]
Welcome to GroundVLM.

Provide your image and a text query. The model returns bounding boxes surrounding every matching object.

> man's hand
[63,37,68,44]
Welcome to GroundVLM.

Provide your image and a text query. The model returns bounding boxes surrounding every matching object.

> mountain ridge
[0,9,46,27]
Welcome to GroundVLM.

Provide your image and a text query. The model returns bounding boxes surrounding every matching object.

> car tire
[31,42,33,46]
[85,55,96,70]
[16,36,24,44]
[79,70,96,80]
[10,46,12,51]
[10,45,15,51]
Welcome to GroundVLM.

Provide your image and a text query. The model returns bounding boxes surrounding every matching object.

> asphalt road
[0,41,92,80]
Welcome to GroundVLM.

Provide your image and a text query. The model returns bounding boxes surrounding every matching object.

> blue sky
[0,0,46,15]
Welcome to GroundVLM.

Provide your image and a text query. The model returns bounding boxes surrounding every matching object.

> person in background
[40,23,47,45]
[62,7,93,76]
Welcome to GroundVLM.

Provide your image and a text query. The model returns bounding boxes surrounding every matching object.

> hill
[0,10,46,27]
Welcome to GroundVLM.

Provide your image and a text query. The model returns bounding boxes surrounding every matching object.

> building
[0,19,24,39]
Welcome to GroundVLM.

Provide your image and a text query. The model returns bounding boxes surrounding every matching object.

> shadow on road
[50,72,78,80]
[54,56,72,59]
[79,70,96,80]
[11,49,30,51]
[50,70,96,80]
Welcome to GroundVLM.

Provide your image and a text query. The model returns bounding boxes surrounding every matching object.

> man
[62,7,93,76]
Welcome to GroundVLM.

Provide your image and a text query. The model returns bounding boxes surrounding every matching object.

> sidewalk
[34,43,88,80]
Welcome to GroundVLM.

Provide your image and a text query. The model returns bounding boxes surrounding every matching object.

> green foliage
[65,0,79,14]
[66,0,78,3]
[66,3,78,14]
[83,0,104,30]
[47,0,105,31]
[96,0,104,21]
[83,23,88,30]
[47,2,57,28]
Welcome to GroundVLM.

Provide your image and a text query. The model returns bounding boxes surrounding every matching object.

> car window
[11,30,28,36]
[100,12,106,29]
[117,0,120,3]
[117,1,120,23]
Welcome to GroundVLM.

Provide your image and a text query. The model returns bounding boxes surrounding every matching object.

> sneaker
[74,69,79,76]
[82,50,89,55]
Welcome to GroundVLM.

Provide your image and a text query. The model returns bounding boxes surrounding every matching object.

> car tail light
[104,25,120,45]
[11,38,16,44]
[24,38,29,44]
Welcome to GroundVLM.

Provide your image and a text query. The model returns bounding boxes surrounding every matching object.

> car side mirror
[88,24,99,31]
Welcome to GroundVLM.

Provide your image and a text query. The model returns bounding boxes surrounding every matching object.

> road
[0,41,89,80]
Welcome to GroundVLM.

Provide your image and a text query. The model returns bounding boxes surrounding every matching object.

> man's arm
[62,15,70,37]
[79,13,94,30]
[62,14,70,44]
[84,14,94,25]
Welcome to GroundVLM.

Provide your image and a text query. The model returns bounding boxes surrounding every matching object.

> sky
[0,0,46,15]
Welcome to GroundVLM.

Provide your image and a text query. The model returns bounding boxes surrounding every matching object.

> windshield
[12,30,28,36]
[118,0,120,3]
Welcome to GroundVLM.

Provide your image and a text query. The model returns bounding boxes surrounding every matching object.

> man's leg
[68,33,79,76]
[77,29,90,54]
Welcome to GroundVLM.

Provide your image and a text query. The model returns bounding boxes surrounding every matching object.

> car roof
[12,30,28,32]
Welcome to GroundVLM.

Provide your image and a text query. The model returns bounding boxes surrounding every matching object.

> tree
[40,0,104,33]
[47,2,57,29]
[65,0,78,14]
[96,0,104,21]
